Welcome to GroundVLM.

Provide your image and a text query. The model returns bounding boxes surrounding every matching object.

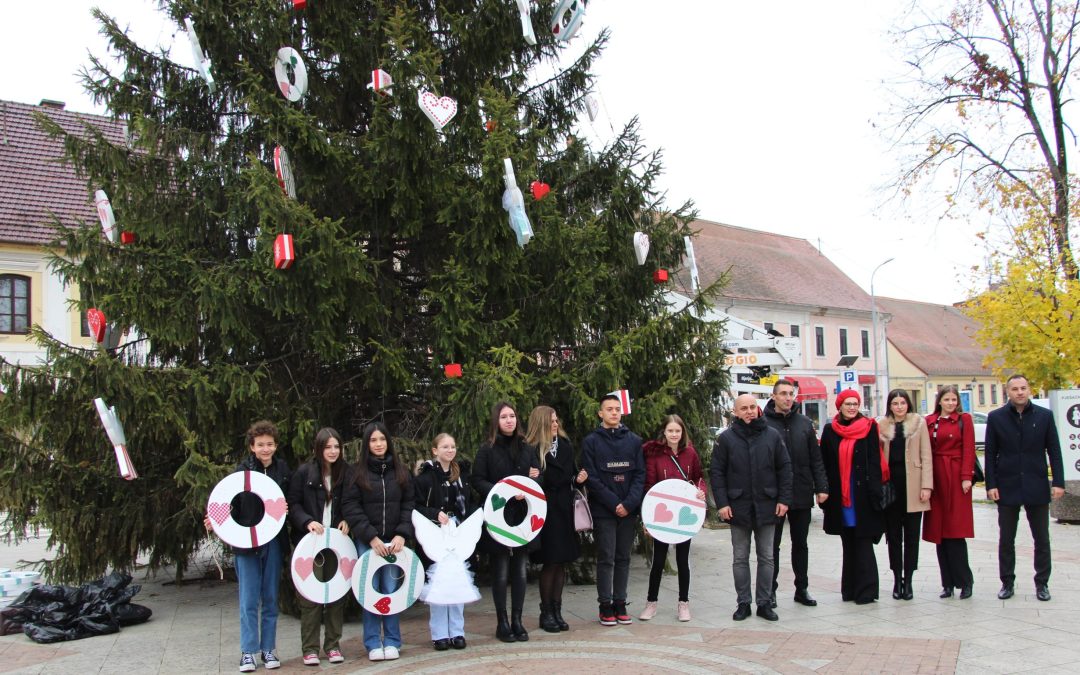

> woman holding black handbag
[524,406,587,633]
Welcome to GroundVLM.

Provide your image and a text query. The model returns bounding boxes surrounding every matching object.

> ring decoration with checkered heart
[482,475,547,547]
[351,546,423,616]
[206,471,287,549]
[291,528,358,604]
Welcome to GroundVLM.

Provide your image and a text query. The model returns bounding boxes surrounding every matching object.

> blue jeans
[235,538,281,653]
[428,604,465,640]
[355,540,402,651]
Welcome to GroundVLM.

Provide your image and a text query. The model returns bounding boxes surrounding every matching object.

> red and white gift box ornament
[367,69,393,96]
[444,363,463,378]
[551,0,585,41]
[607,389,632,415]
[94,190,118,243]
[292,0,307,9]
[633,231,649,265]
[653,269,669,283]
[418,90,458,130]
[184,17,216,92]
[515,0,538,45]
[274,233,295,269]
[273,146,296,199]
[95,397,137,480]
[274,47,308,102]
[86,308,107,344]
[120,231,137,244]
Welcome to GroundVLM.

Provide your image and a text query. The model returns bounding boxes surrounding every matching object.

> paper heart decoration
[490,494,507,511]
[653,503,673,523]
[444,363,463,378]
[678,506,698,526]
[86,308,107,343]
[339,557,357,580]
[633,231,649,265]
[207,502,232,525]
[382,553,397,563]
[530,181,550,200]
[530,515,545,532]
[374,596,392,614]
[418,91,458,130]
[294,557,314,581]
[263,497,288,520]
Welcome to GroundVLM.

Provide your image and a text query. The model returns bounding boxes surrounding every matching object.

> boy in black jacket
[582,394,645,626]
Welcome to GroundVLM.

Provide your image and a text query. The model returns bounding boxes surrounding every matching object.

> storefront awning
[790,376,828,401]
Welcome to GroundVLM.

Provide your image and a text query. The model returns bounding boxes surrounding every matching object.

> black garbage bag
[0,571,152,643]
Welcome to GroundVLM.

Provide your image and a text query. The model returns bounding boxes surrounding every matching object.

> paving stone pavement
[2,491,1080,673]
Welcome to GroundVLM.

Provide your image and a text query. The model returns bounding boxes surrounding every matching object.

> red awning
[790,376,828,401]
[858,374,876,384]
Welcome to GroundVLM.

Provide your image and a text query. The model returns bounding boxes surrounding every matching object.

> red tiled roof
[686,219,873,312]
[875,296,994,376]
[0,100,127,246]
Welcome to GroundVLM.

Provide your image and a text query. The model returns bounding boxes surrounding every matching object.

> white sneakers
[369,646,400,661]
[368,648,384,661]
[639,601,658,621]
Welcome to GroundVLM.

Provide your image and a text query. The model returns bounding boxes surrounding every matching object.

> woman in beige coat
[878,389,932,600]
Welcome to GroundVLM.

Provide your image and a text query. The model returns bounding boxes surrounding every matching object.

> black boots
[902,573,914,600]
[510,608,529,641]
[552,601,569,631]
[892,573,904,600]
[539,603,560,633]
[495,608,515,643]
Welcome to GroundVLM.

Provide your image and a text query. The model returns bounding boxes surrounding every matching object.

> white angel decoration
[412,510,483,605]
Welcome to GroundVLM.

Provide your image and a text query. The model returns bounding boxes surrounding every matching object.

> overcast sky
[7,0,991,305]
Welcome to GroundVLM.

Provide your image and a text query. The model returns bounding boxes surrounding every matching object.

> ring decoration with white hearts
[418,90,458,130]
[206,471,288,548]
[291,528,358,604]
[274,47,308,102]
[351,546,423,616]
[642,478,706,544]
[482,475,547,547]
[273,146,296,199]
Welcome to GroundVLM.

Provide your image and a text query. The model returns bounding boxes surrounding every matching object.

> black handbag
[877,480,897,511]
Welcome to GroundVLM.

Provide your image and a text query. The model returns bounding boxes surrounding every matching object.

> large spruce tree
[0,0,728,581]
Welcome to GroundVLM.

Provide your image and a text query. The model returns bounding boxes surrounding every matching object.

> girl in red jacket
[638,414,706,622]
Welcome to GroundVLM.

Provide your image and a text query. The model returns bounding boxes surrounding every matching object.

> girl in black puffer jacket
[342,422,414,662]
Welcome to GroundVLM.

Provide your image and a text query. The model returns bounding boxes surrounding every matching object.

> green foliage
[0,0,728,581]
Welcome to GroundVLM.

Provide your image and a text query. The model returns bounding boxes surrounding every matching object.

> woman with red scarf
[922,385,976,599]
[820,390,888,604]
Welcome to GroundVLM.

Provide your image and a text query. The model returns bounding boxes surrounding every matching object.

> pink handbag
[573,487,593,532]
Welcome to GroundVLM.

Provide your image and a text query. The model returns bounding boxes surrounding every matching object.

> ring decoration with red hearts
[641,478,706,544]
[482,475,547,547]
[351,546,423,616]
[291,528,358,604]
[274,47,308,102]
[206,471,288,548]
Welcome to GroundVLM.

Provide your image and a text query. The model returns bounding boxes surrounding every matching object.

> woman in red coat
[638,414,705,622]
[922,385,976,599]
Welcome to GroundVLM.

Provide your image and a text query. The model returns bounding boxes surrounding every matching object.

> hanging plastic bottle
[501,158,534,247]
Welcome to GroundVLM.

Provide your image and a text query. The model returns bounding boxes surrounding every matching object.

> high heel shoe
[939,587,954,599]
[959,584,973,599]
[902,574,914,600]
[892,575,904,600]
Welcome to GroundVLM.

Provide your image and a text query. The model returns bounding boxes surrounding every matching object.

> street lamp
[870,257,895,417]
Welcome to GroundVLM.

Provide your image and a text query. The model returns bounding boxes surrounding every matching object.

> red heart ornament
[263,497,287,520]
[339,557,357,580]
[86,308,107,343]
[207,502,232,525]
[653,503,674,523]
[294,556,314,580]
[374,596,392,614]
[530,515,545,532]
[485,119,497,132]
[530,181,550,200]
[444,363,463,378]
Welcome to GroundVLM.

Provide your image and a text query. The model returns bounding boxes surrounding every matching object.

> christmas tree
[0,0,729,582]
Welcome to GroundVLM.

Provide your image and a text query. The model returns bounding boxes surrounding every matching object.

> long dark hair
[487,401,521,444]
[656,414,689,451]
[354,422,410,491]
[885,390,914,420]
[934,385,963,415]
[313,427,346,489]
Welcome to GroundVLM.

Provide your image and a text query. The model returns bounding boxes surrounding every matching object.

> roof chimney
[39,99,66,110]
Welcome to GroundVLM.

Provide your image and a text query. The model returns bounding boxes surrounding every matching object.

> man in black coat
[711,394,793,622]
[985,374,1064,601]
[762,379,829,608]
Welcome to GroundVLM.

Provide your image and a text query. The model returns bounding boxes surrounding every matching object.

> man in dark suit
[984,374,1064,601]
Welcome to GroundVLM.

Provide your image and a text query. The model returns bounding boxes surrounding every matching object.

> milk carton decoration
[607,389,631,415]
[95,397,138,480]
[633,231,649,265]
[274,234,296,269]
[184,17,215,92]
[684,235,700,293]
[550,0,585,41]
[584,94,599,122]
[515,0,538,45]
[367,69,393,97]
[501,158,534,247]
[94,190,118,243]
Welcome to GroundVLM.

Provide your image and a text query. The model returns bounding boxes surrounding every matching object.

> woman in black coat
[472,402,540,643]
[820,390,886,604]
[524,405,588,633]
[287,427,351,664]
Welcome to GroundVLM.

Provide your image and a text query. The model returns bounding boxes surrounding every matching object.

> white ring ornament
[351,546,423,616]
[206,471,287,549]
[291,528,358,604]
[274,47,308,102]
[273,146,296,199]
[95,190,117,243]
[482,475,547,547]
[642,478,706,544]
